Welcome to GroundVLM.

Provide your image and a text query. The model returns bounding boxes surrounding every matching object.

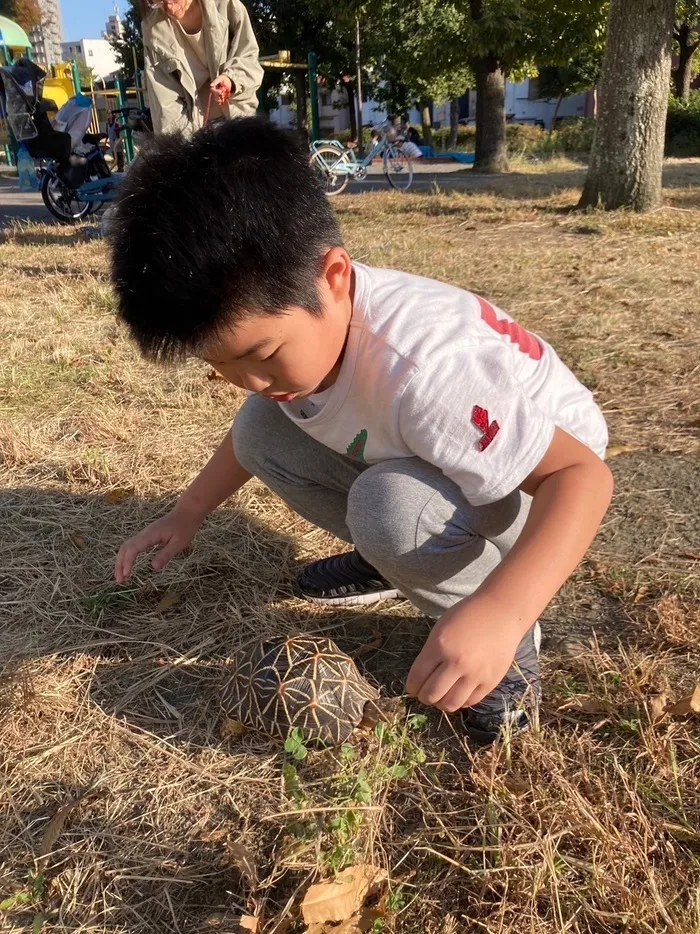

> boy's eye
[261,348,280,361]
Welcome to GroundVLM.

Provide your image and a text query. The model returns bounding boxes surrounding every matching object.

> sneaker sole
[301,588,401,607]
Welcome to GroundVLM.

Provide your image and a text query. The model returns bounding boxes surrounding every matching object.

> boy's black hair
[109,117,344,361]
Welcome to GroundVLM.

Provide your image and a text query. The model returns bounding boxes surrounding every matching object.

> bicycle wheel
[40,172,94,223]
[310,146,351,196]
[383,145,414,192]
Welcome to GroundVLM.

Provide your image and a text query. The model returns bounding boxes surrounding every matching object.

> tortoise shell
[221,635,381,746]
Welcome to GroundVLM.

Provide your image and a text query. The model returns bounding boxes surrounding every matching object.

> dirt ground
[1,157,699,933]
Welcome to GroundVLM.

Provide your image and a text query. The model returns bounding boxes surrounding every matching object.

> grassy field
[1,158,700,934]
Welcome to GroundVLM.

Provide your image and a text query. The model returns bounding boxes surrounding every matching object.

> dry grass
[1,160,700,933]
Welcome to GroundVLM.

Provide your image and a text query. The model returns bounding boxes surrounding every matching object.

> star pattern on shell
[221,635,381,746]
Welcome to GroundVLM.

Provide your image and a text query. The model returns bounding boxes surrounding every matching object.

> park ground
[1,156,700,933]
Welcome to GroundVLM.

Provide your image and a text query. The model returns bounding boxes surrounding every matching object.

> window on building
[88,49,94,57]
[527,78,540,100]
[280,93,291,106]
[320,93,330,107]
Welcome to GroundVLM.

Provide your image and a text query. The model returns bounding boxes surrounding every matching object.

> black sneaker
[295,550,400,607]
[461,623,542,746]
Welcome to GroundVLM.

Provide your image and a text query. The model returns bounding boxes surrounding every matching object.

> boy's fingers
[438,677,476,714]
[415,665,458,707]
[151,538,183,570]
[405,654,438,697]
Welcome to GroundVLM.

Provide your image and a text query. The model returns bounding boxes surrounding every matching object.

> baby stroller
[0,58,116,222]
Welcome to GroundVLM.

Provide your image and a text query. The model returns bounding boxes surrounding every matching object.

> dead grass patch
[1,162,699,932]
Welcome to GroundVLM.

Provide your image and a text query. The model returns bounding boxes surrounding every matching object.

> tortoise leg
[220,716,248,740]
[358,697,403,731]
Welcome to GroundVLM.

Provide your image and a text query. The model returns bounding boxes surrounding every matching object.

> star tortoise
[221,635,391,746]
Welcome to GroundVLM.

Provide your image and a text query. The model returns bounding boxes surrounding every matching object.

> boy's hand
[405,597,523,713]
[114,506,203,583]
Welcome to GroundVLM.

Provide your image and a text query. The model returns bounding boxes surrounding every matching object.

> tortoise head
[357,696,403,731]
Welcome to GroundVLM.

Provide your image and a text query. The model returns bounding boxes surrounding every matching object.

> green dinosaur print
[346,429,368,463]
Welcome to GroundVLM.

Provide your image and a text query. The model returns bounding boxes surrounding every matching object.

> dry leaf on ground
[238,916,258,932]
[353,630,384,657]
[223,841,258,884]
[557,695,608,714]
[155,590,182,613]
[38,784,101,864]
[607,445,637,457]
[68,531,86,551]
[668,685,700,716]
[648,692,672,723]
[301,864,386,925]
[105,488,130,504]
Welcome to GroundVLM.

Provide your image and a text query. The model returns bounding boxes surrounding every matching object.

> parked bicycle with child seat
[309,124,414,195]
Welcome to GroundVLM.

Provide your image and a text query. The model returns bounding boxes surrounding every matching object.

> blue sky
[61,0,126,42]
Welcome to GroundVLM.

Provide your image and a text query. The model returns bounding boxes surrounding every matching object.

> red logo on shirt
[477,296,543,361]
[472,406,500,451]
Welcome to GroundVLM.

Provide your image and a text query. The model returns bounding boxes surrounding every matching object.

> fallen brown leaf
[155,590,182,613]
[557,695,608,714]
[38,784,101,864]
[301,864,386,925]
[238,916,258,932]
[607,445,637,458]
[668,684,700,717]
[207,369,225,380]
[105,488,130,504]
[68,531,86,551]
[223,841,258,884]
[353,629,384,657]
[648,692,671,723]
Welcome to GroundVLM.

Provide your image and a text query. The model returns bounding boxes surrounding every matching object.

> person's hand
[114,505,204,583]
[210,74,232,106]
[405,597,524,713]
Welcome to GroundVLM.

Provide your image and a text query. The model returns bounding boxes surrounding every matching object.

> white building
[30,0,63,67]
[105,13,123,40]
[61,38,120,81]
[272,75,595,138]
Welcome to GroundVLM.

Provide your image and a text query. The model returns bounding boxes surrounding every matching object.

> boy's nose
[242,374,272,394]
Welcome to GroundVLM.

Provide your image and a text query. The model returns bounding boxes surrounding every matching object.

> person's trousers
[233,395,540,711]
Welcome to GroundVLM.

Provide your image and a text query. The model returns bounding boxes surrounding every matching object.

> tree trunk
[448,98,459,149]
[472,55,509,173]
[345,81,357,141]
[578,0,676,212]
[672,23,698,100]
[419,98,433,150]
[294,70,307,142]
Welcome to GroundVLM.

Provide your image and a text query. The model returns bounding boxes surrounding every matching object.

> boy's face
[200,248,353,402]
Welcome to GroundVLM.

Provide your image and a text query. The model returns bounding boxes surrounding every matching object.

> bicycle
[309,127,414,196]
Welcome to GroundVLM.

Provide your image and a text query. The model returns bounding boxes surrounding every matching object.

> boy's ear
[321,247,353,302]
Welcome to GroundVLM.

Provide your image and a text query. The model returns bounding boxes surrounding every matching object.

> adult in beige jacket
[141,0,264,134]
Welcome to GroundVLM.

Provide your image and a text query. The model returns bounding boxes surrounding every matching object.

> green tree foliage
[108,0,144,82]
[0,0,40,33]
[76,60,96,90]
[369,0,472,146]
[673,0,700,98]
[462,0,608,172]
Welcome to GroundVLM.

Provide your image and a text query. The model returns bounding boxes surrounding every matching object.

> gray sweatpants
[233,395,539,707]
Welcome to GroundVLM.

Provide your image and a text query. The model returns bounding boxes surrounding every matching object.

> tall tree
[108,0,144,81]
[579,0,676,211]
[538,50,602,128]
[371,0,472,149]
[463,0,607,173]
[673,1,700,98]
[0,0,40,32]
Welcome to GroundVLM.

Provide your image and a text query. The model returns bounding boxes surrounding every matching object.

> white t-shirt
[175,21,210,92]
[279,263,608,507]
